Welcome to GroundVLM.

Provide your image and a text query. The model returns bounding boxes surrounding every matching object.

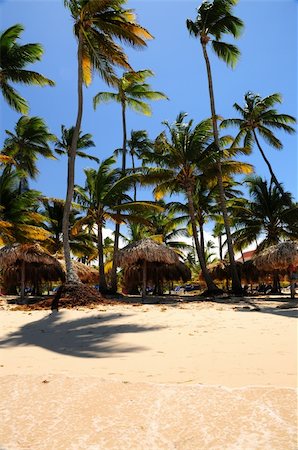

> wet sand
[0,299,297,449]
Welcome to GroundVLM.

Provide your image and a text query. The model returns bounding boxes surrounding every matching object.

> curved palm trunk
[111,101,127,292]
[62,33,82,284]
[253,130,286,199]
[186,187,221,293]
[97,222,107,290]
[201,42,242,295]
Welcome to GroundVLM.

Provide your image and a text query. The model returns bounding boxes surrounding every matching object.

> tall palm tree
[186,0,244,294]
[63,0,152,285]
[94,69,167,171]
[94,69,166,291]
[0,24,54,114]
[0,168,50,245]
[54,125,99,162]
[74,157,162,290]
[221,92,296,197]
[1,116,56,192]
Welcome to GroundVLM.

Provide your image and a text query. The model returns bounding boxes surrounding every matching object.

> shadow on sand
[0,312,162,358]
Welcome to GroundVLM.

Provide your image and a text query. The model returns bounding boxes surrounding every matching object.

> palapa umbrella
[0,243,64,300]
[58,259,99,284]
[117,238,180,296]
[253,241,298,272]
[123,260,191,294]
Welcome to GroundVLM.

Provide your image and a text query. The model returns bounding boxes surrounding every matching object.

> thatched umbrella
[117,238,180,296]
[253,241,298,271]
[0,243,64,300]
[123,260,191,294]
[58,259,98,284]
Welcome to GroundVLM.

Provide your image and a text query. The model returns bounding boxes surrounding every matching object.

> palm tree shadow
[0,312,162,358]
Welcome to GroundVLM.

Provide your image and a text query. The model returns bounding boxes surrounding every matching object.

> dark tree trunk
[111,101,127,292]
[253,130,287,200]
[186,187,221,294]
[142,259,147,297]
[97,222,107,290]
[201,42,242,295]
[62,32,83,284]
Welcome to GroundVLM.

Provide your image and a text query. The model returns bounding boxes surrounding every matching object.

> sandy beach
[0,297,297,449]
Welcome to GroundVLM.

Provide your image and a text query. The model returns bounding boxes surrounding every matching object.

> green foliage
[0,24,54,113]
[186,0,244,68]
[54,125,99,162]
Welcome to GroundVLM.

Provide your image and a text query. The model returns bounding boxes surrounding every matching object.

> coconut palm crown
[0,24,54,114]
[221,92,296,197]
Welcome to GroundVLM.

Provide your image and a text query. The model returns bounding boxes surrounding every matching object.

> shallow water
[1,376,297,450]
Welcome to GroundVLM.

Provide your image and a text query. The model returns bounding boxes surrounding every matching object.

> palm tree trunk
[131,152,137,201]
[186,187,221,293]
[218,233,223,260]
[62,33,83,284]
[201,42,242,295]
[253,130,285,198]
[198,219,205,261]
[110,222,120,292]
[97,222,107,290]
[121,101,127,172]
[111,101,127,292]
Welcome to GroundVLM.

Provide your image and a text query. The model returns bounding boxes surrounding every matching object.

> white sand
[0,300,297,449]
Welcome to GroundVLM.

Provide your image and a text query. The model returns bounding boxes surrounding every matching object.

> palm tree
[94,69,166,292]
[63,0,152,285]
[1,116,56,192]
[141,113,221,293]
[74,156,162,290]
[54,125,99,163]
[221,92,296,197]
[232,176,298,251]
[232,176,298,292]
[0,168,50,245]
[0,24,54,114]
[186,0,244,294]
[115,130,153,200]
[41,198,97,260]
[94,70,167,171]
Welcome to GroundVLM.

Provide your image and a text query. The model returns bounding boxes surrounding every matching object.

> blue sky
[1,0,297,215]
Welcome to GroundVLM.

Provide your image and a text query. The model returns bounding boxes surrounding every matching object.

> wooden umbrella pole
[142,260,147,298]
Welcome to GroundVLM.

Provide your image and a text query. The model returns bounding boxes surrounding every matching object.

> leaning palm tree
[1,116,56,192]
[0,24,54,114]
[54,125,99,162]
[221,92,296,197]
[186,0,244,294]
[63,0,152,284]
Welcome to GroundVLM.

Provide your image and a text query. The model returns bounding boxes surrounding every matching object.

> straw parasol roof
[0,244,65,298]
[253,241,298,271]
[124,261,191,285]
[117,238,179,268]
[58,259,98,284]
[0,243,62,269]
